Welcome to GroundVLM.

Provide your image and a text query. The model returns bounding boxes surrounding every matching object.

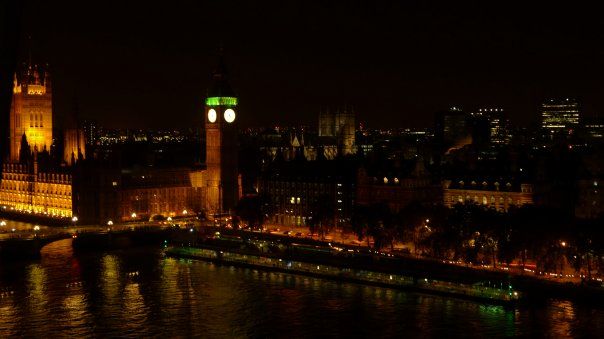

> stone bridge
[0,227,172,259]
[0,233,72,258]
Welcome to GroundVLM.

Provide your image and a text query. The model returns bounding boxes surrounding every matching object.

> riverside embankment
[167,226,604,305]
[166,245,520,305]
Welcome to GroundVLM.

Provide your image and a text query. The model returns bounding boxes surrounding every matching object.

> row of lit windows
[2,173,70,183]
[2,174,29,181]
[1,192,71,202]
[1,182,71,195]
[445,194,529,206]
[0,198,70,209]
[29,112,44,128]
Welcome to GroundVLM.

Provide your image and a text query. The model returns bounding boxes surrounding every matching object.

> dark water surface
[1,239,603,338]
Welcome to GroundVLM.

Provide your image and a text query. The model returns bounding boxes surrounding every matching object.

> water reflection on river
[1,239,603,337]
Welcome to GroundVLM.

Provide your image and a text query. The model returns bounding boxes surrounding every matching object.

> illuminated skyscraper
[540,98,580,137]
[475,108,511,145]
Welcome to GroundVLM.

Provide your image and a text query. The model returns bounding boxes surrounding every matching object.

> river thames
[1,239,603,338]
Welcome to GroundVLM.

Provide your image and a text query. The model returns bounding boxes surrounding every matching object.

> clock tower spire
[204,52,240,217]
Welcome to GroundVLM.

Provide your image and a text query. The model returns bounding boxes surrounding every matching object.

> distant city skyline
[15,1,604,129]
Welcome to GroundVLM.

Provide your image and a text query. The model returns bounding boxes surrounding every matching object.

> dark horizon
[16,0,604,129]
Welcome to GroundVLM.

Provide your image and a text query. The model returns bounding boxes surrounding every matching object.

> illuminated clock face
[224,108,236,123]
[208,109,217,123]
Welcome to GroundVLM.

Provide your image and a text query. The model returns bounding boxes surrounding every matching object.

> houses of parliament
[0,56,241,224]
[0,61,81,218]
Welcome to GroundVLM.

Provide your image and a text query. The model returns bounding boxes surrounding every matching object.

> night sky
[18,1,604,129]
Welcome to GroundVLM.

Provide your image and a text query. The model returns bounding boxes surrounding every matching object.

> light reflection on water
[0,241,603,337]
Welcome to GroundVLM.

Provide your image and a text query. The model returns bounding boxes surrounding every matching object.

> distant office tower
[9,63,53,160]
[468,112,490,147]
[318,105,356,156]
[475,108,511,145]
[83,120,98,146]
[582,117,604,144]
[435,106,470,147]
[541,98,580,137]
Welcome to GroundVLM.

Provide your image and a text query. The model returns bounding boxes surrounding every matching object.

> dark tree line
[350,201,604,279]
[234,194,604,280]
[235,194,273,231]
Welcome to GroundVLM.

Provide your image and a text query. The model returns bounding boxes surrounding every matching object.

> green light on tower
[206,97,238,107]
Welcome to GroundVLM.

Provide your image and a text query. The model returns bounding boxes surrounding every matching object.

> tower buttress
[63,93,86,165]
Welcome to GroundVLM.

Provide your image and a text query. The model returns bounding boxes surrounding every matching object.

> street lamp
[107,220,113,226]
[131,212,137,219]
[182,209,188,215]
[33,225,40,231]
[72,216,78,223]
[561,241,567,247]
[0,220,6,227]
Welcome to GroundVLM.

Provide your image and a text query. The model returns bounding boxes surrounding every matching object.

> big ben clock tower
[204,55,240,216]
